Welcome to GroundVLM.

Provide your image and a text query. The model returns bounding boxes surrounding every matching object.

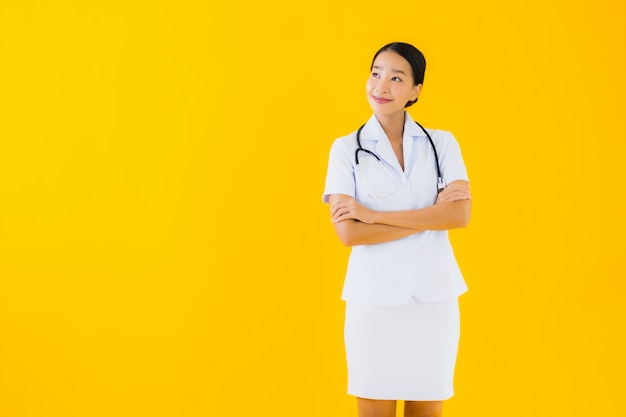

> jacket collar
[357,112,425,174]
[359,112,426,143]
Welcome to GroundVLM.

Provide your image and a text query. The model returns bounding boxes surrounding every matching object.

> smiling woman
[323,42,472,417]
[1,1,625,416]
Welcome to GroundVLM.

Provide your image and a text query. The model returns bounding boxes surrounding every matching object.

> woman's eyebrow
[372,65,406,75]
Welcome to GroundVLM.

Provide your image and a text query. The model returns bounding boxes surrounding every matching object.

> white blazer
[323,113,469,306]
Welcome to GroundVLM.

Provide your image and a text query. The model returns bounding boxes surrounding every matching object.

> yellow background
[1,1,625,416]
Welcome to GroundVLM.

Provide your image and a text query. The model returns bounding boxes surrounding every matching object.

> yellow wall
[1,1,625,416]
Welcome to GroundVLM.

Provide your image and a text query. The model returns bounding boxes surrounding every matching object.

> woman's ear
[412,83,423,101]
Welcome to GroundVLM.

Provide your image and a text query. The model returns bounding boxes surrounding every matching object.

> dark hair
[371,42,426,107]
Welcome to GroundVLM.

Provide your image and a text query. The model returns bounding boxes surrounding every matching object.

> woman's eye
[392,76,402,82]
[371,72,379,78]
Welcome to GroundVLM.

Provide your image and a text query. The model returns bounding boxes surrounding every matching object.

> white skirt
[344,298,460,401]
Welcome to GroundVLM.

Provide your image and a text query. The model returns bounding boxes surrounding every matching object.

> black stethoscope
[355,121,445,194]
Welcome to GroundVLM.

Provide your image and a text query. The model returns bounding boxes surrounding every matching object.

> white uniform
[323,112,469,400]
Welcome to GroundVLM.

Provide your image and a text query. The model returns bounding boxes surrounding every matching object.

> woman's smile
[372,95,392,104]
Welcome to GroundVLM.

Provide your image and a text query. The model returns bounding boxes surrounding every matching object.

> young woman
[322,42,472,417]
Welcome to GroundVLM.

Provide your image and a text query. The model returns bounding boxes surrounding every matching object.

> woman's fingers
[438,193,470,203]
[437,184,471,203]
[331,198,367,223]
[331,200,353,222]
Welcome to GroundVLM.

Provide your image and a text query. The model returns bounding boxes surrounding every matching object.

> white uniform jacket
[323,113,469,306]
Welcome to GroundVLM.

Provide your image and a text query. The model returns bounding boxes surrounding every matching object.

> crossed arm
[328,180,471,247]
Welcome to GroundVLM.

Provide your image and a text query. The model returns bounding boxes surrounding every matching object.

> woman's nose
[375,80,389,93]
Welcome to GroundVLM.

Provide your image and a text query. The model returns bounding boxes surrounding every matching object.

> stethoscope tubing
[355,121,445,193]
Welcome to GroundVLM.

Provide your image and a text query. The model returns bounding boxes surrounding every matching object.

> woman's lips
[372,96,392,103]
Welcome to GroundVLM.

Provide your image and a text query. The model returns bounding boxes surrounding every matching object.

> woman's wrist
[372,210,384,225]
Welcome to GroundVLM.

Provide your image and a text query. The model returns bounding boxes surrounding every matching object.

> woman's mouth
[372,96,392,104]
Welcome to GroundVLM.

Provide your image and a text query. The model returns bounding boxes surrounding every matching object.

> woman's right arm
[328,194,420,246]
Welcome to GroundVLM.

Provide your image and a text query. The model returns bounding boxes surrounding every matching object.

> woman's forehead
[372,51,411,71]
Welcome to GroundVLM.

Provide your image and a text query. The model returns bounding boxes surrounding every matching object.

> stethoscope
[355,121,445,193]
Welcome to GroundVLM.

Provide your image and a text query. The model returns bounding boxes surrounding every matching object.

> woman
[322,42,472,417]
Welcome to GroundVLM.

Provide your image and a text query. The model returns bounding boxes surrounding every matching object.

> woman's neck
[376,111,406,143]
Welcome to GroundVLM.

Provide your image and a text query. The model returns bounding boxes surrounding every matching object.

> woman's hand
[436,181,471,204]
[330,196,379,224]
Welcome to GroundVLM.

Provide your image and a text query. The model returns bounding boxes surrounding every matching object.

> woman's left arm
[331,180,471,231]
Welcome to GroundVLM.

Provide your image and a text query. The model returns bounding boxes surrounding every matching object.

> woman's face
[366,51,421,117]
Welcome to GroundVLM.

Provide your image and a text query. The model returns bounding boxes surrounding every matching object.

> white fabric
[344,298,460,400]
[323,112,470,305]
